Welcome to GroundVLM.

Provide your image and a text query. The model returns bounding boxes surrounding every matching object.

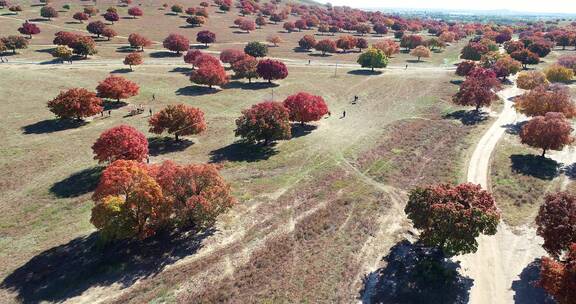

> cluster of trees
[91,159,235,241]
[0,35,28,54]
[87,104,218,243]
[46,75,141,122]
[535,192,576,303]
[458,52,522,81]
[51,31,97,61]
[235,92,329,144]
[184,48,288,88]
[86,20,117,41]
[92,103,206,163]
[513,83,575,157]
[128,33,153,51]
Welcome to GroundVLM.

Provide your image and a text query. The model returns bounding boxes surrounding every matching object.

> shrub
[545,64,574,83]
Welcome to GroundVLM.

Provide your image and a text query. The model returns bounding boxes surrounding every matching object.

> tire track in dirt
[457,77,546,304]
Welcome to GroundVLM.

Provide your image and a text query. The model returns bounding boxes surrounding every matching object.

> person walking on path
[342,110,346,118]
[152,94,155,101]
[149,108,152,116]
[405,64,408,70]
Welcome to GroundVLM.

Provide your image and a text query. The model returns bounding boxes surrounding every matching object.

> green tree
[244,41,268,58]
[357,47,389,71]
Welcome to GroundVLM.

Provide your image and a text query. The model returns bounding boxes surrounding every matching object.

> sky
[317,0,576,14]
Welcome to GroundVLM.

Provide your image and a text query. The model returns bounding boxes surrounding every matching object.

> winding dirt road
[458,77,546,304]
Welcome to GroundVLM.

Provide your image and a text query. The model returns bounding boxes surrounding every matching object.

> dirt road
[458,78,546,304]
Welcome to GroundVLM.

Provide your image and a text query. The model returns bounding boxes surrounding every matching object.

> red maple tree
[128,33,152,51]
[148,104,207,141]
[520,112,574,157]
[283,92,329,125]
[235,101,291,144]
[452,67,501,111]
[536,192,576,259]
[18,21,40,38]
[256,59,288,83]
[96,75,139,102]
[92,125,149,163]
[163,33,189,54]
[47,88,103,120]
[190,63,229,88]
[539,244,576,304]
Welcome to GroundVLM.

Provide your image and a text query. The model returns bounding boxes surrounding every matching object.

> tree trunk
[268,79,271,83]
[130,65,133,71]
[175,134,179,141]
[542,148,547,158]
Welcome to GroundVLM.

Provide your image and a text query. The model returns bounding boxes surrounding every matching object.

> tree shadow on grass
[22,119,87,134]
[50,166,103,198]
[224,81,278,90]
[116,46,137,53]
[110,68,132,74]
[361,240,473,304]
[35,47,55,54]
[169,66,193,75]
[103,101,128,111]
[292,47,313,53]
[291,124,317,138]
[39,58,63,65]
[511,259,555,304]
[563,163,576,179]
[148,137,194,156]
[347,69,382,75]
[0,228,214,304]
[503,121,528,135]
[190,44,209,50]
[510,154,561,180]
[209,141,278,163]
[175,86,220,96]
[149,51,182,58]
[308,53,332,57]
[443,109,489,126]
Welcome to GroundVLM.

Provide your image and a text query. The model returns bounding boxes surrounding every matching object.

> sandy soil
[457,77,547,304]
